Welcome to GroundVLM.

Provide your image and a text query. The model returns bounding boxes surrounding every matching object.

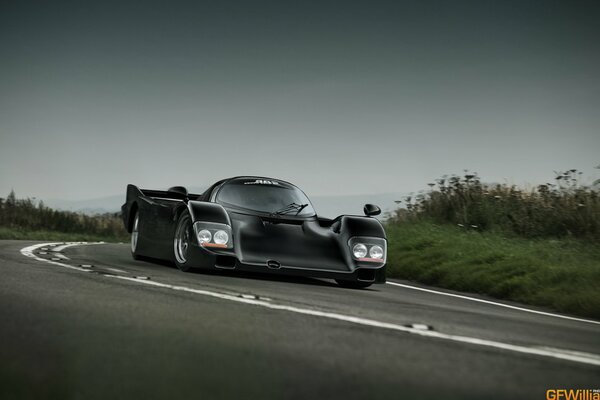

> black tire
[173,210,194,272]
[130,210,142,260]
[335,279,373,289]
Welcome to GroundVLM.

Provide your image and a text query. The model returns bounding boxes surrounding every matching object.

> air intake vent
[215,255,237,269]
[357,269,376,282]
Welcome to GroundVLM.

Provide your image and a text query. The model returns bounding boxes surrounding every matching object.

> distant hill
[43,188,404,220]
[43,194,126,215]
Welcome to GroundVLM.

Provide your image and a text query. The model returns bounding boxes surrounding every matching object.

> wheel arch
[173,203,190,225]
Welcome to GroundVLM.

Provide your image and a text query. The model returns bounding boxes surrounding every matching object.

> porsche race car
[121,177,386,288]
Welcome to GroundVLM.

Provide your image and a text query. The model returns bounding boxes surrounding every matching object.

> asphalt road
[1,240,599,399]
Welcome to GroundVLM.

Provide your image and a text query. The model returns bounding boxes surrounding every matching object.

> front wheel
[174,210,194,272]
[131,211,142,260]
[335,279,373,289]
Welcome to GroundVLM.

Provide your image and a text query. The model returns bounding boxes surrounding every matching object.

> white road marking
[52,242,105,252]
[386,281,600,326]
[21,242,102,273]
[19,242,600,368]
[409,324,431,331]
[105,267,127,274]
[239,294,270,301]
[104,274,600,367]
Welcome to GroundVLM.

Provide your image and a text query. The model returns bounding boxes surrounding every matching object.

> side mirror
[363,204,381,217]
[168,186,188,197]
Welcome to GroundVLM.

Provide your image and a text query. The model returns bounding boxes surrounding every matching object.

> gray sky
[1,0,599,201]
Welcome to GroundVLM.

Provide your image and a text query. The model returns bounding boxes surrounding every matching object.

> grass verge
[0,227,127,243]
[385,221,600,319]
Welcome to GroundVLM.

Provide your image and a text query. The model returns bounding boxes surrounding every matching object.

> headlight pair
[353,243,383,259]
[349,237,386,263]
[193,222,233,249]
[197,229,229,245]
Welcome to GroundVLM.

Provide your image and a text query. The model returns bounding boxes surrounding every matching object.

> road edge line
[386,281,600,326]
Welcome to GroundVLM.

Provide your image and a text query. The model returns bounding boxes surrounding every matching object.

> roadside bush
[388,169,600,241]
[0,191,128,241]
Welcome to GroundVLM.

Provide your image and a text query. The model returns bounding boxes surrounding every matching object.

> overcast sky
[1,0,598,201]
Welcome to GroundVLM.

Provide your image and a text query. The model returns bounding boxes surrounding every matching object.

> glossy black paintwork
[227,212,348,271]
[121,177,387,283]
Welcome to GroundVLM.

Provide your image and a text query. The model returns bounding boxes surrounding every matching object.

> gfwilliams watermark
[546,389,600,400]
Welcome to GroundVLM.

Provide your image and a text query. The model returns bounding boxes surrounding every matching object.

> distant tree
[0,191,127,240]
[6,190,16,207]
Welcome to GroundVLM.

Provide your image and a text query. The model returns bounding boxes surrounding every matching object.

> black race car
[121,177,386,288]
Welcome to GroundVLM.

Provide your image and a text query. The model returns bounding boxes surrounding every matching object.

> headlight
[352,243,368,258]
[193,221,233,249]
[369,245,383,259]
[198,229,212,244]
[213,230,229,245]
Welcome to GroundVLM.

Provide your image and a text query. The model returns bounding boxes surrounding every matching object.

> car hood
[227,211,349,272]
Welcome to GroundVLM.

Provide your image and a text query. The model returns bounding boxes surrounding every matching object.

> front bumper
[187,244,386,284]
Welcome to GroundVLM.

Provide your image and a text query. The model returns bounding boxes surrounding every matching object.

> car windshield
[216,178,316,217]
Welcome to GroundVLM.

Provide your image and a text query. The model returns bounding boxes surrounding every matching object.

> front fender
[331,215,387,271]
[187,201,231,225]
[337,215,386,239]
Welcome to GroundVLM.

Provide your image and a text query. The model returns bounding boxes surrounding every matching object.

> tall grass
[385,222,600,318]
[389,169,600,241]
[0,191,128,241]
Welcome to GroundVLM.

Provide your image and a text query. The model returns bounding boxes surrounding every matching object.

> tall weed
[390,169,600,241]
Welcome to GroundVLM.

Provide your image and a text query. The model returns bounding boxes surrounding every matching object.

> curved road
[1,240,599,399]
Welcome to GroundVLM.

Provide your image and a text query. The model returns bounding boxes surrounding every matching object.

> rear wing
[121,184,204,232]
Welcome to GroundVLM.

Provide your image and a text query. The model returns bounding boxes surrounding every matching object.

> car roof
[197,176,297,200]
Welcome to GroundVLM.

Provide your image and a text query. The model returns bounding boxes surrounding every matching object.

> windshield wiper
[273,202,309,216]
